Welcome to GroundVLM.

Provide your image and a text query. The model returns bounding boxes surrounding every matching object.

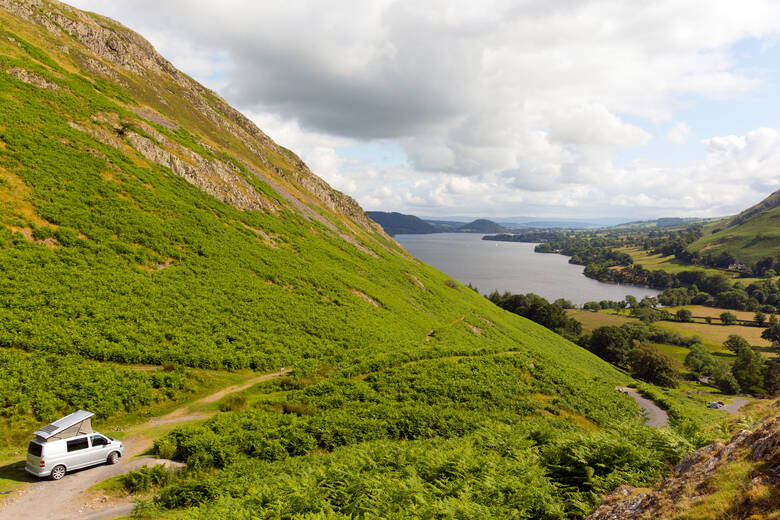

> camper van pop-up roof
[33,410,94,442]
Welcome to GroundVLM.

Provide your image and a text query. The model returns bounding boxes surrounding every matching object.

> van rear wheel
[107,451,120,465]
[50,465,66,480]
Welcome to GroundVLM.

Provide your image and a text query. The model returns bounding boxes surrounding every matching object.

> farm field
[662,305,760,322]
[616,247,777,286]
[569,309,771,349]
[617,247,725,276]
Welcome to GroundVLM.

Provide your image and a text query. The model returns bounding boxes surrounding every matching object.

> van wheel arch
[50,465,66,480]
[107,451,120,465]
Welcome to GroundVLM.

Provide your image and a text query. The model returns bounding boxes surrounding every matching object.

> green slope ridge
[0,1,723,517]
[688,190,780,265]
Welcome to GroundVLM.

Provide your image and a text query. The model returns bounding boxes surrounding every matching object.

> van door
[89,435,110,464]
[65,436,91,469]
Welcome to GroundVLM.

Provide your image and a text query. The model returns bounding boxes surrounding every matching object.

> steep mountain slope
[688,190,780,265]
[0,1,722,517]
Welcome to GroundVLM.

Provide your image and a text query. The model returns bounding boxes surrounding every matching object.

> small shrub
[218,394,247,412]
[154,436,177,460]
[282,402,316,415]
[444,279,457,289]
[156,480,217,509]
[121,464,176,494]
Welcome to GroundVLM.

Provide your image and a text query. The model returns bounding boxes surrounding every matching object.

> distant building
[728,263,752,273]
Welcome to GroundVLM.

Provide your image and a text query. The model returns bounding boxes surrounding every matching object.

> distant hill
[688,190,780,265]
[456,219,508,233]
[369,212,508,234]
[612,217,718,230]
[367,211,437,235]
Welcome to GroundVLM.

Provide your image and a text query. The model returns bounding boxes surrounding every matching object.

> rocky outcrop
[587,403,780,520]
[5,67,60,90]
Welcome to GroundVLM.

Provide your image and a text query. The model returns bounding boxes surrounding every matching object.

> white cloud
[667,122,692,144]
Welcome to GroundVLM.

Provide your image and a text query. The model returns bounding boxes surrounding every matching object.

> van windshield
[28,441,42,457]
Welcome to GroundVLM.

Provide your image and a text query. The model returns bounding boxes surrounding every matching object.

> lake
[395,233,659,305]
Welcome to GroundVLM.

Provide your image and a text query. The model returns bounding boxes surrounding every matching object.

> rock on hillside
[587,401,780,520]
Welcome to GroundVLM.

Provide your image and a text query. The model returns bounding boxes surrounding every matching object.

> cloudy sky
[69,0,780,220]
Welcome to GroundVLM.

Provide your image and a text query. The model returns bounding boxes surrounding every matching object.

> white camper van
[25,410,124,480]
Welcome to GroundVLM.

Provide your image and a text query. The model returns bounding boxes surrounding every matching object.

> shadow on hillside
[0,460,35,485]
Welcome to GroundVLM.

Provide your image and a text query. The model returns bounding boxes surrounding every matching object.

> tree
[684,344,717,376]
[705,316,713,325]
[676,309,693,322]
[587,326,633,366]
[712,364,741,394]
[754,311,766,327]
[720,312,737,325]
[761,322,780,345]
[723,334,750,353]
[732,346,766,395]
[629,345,680,388]
[764,359,780,395]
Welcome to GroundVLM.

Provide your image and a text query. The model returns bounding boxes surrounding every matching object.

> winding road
[616,386,669,428]
[0,369,291,520]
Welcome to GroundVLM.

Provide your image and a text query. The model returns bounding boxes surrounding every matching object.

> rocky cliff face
[0,0,390,244]
[587,401,780,520]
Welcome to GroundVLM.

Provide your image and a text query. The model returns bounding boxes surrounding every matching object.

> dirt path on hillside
[616,387,669,428]
[0,369,292,520]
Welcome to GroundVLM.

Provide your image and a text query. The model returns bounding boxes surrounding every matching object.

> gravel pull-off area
[616,386,670,428]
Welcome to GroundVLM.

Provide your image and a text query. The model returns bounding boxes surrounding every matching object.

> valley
[0,1,776,519]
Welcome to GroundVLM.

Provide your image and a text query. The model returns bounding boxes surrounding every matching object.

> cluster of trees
[578,326,680,387]
[684,335,778,395]
[487,291,582,341]
[579,324,777,396]
[585,266,780,313]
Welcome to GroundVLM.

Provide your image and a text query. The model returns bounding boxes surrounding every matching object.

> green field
[617,247,726,276]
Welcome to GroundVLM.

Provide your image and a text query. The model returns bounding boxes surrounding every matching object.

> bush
[675,309,693,322]
[218,394,247,412]
[121,464,176,494]
[157,480,218,509]
[720,312,738,325]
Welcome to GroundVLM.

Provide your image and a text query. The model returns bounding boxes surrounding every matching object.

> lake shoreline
[396,233,659,305]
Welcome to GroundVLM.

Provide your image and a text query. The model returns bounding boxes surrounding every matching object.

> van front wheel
[51,465,66,480]
[107,451,120,465]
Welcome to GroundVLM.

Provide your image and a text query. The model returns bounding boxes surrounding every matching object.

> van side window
[91,435,107,447]
[66,437,89,452]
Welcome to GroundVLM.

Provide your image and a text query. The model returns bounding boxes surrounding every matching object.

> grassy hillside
[0,1,730,517]
[688,190,780,265]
